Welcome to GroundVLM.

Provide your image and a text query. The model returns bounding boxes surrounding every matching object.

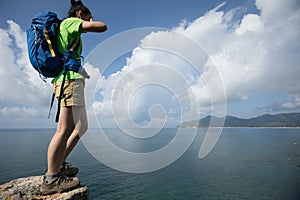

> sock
[43,173,60,184]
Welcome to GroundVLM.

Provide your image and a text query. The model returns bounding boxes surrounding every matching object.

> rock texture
[0,176,89,200]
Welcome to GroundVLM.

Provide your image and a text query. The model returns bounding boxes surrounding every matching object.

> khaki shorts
[53,79,85,107]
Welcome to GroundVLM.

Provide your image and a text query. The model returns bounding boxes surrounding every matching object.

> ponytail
[68,0,91,18]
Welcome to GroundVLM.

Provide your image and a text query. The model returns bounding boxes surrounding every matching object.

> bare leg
[64,106,88,162]
[47,107,75,174]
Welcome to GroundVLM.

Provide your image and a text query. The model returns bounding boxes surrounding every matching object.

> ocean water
[0,128,299,200]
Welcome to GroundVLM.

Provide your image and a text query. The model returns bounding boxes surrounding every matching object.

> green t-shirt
[52,18,85,83]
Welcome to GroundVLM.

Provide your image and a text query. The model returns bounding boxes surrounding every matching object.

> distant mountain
[179,113,300,128]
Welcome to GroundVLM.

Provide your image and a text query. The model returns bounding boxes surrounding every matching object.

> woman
[41,0,107,194]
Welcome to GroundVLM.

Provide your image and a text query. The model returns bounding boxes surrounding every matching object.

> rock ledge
[0,176,89,200]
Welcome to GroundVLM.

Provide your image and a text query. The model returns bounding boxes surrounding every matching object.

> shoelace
[61,161,73,170]
[55,175,71,186]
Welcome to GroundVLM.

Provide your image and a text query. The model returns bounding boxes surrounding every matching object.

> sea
[0,128,299,200]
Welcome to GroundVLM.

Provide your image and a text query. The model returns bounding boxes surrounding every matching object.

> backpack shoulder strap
[62,36,81,62]
[69,36,80,52]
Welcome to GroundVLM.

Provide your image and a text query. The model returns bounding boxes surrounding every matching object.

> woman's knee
[78,107,88,136]
[78,121,88,137]
[55,126,74,141]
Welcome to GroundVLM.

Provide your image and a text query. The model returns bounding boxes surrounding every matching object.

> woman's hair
[68,0,91,18]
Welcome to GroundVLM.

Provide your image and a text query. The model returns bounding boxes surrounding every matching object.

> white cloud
[255,0,299,24]
[89,0,300,128]
[257,94,300,113]
[1,106,40,118]
[0,20,52,106]
[235,14,262,35]
[0,20,56,128]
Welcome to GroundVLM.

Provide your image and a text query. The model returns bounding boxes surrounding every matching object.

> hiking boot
[60,162,79,177]
[41,175,80,195]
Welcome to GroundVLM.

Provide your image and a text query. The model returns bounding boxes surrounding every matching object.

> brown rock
[0,176,89,200]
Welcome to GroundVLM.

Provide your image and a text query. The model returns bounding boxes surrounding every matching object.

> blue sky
[0,0,257,55]
[0,0,299,128]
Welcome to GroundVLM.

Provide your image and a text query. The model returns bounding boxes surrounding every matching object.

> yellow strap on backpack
[70,36,80,52]
[44,29,56,57]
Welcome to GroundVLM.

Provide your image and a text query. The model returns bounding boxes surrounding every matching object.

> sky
[0,0,300,129]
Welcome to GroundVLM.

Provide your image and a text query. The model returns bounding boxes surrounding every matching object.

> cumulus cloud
[88,0,300,128]
[282,95,300,110]
[0,20,52,104]
[235,14,262,35]
[258,94,300,113]
[182,0,300,105]
[0,20,59,127]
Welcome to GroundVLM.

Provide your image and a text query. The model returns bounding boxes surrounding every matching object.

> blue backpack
[26,11,82,122]
[26,11,81,79]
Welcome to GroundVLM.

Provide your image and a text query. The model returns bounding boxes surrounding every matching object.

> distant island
[179,112,300,128]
